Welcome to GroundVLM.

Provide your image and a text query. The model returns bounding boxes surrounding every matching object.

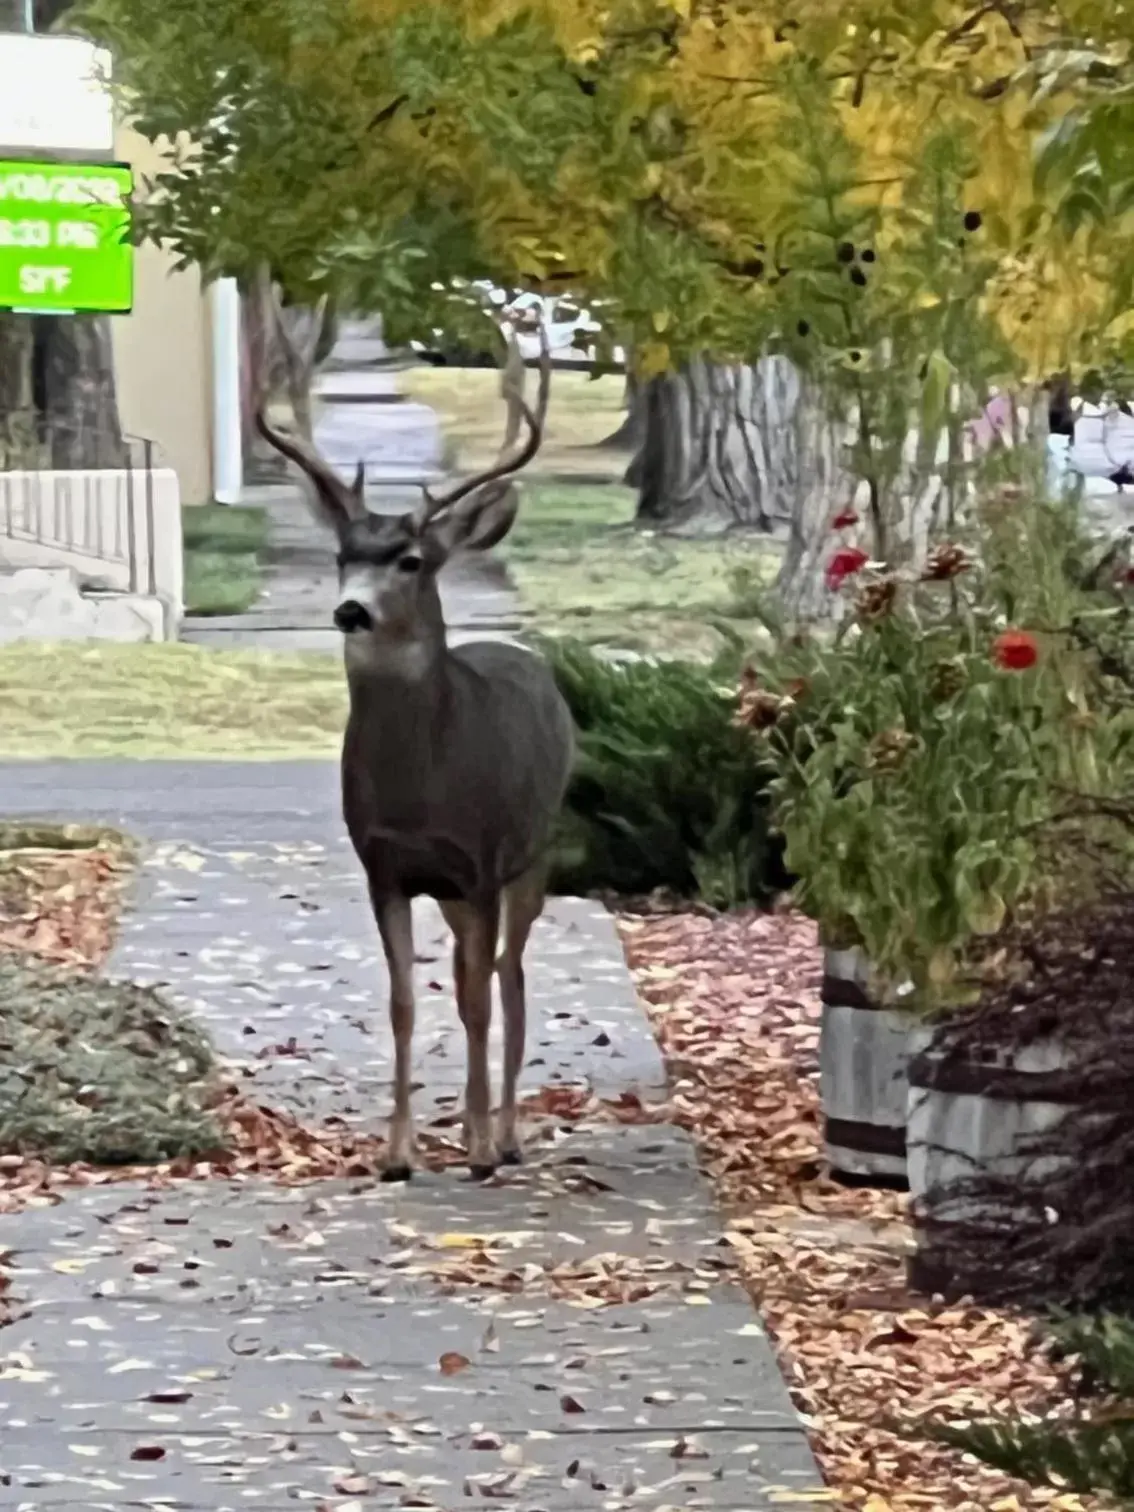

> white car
[410,283,625,368]
[503,291,626,367]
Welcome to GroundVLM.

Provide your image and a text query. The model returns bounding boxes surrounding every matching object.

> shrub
[0,954,222,1166]
[544,638,789,906]
[741,486,1134,1008]
[929,1314,1134,1504]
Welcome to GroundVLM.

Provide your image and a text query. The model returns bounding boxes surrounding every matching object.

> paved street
[0,761,825,1510]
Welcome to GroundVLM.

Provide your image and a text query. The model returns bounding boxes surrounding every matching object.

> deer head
[253,321,551,664]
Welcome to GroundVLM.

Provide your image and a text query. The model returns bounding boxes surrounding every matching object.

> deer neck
[342,626,452,757]
[344,633,444,687]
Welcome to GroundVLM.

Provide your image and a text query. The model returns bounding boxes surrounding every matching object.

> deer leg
[496,866,546,1165]
[373,893,416,1182]
[440,897,500,1178]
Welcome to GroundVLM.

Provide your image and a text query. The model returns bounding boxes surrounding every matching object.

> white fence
[0,456,183,636]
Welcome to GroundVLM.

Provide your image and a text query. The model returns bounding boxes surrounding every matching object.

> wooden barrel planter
[819,947,911,1188]
[906,1025,1078,1298]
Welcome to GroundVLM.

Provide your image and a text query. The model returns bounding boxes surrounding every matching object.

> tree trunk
[240,290,286,481]
[0,313,125,468]
[634,356,847,540]
[599,366,646,452]
[0,315,36,466]
[37,316,127,467]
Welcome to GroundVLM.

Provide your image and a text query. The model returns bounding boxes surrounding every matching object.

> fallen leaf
[332,1473,371,1495]
[439,1351,471,1376]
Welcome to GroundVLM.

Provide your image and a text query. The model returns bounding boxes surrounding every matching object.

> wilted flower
[929,658,967,702]
[735,686,793,732]
[825,546,870,591]
[922,543,973,582]
[854,576,898,622]
[993,482,1025,505]
[866,727,921,772]
[993,629,1039,671]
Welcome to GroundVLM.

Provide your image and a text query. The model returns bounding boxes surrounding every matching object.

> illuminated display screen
[0,158,133,314]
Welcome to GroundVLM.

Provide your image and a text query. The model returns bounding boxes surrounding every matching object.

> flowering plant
[740,485,1134,1009]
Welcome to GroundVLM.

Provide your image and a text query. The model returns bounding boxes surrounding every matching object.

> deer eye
[397,553,422,574]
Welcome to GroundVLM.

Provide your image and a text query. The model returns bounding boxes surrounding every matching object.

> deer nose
[333,599,373,634]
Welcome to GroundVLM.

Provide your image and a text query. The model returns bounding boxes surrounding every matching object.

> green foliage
[930,1315,1134,1507]
[747,482,1134,1006]
[0,955,222,1165]
[80,0,1125,384]
[544,639,788,906]
[182,503,268,617]
[502,484,779,659]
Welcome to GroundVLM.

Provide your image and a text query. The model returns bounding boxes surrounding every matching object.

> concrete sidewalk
[0,762,825,1509]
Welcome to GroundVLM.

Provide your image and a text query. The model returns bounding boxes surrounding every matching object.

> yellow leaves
[535,0,605,63]
[637,340,672,377]
[983,230,1118,382]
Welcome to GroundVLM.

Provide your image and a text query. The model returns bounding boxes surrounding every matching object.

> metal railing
[0,425,183,624]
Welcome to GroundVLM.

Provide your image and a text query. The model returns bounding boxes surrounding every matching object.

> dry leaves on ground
[618,908,1098,1512]
[0,1085,663,1213]
[0,832,131,971]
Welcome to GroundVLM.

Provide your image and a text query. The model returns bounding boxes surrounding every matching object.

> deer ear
[429,480,520,555]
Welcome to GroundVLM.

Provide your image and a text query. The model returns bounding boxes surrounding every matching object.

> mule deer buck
[254,334,574,1180]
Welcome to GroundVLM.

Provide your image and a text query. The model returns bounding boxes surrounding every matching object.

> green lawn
[506,484,780,658]
[0,643,344,759]
[0,482,775,759]
[182,502,269,616]
[399,367,779,656]
[400,365,628,479]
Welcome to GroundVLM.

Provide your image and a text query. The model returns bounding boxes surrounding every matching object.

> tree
[633,357,843,541]
[81,0,1134,606]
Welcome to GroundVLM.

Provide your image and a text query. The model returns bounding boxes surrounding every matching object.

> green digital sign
[0,159,133,315]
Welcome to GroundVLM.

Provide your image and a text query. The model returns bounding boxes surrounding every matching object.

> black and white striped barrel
[820,947,910,1187]
[906,1024,1076,1298]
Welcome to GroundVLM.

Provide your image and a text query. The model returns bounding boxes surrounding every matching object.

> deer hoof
[468,1162,498,1182]
[498,1146,523,1166]
[381,1163,413,1184]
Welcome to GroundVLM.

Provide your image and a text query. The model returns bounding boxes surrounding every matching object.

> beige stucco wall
[110,124,213,505]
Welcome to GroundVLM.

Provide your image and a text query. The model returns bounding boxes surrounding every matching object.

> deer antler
[253,407,366,519]
[251,265,366,529]
[413,320,551,530]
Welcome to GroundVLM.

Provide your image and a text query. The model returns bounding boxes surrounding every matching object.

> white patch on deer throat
[344,634,432,681]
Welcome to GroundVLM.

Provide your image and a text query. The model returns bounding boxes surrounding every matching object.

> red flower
[825,546,870,591]
[832,508,860,530]
[1121,565,1134,587]
[993,629,1039,671]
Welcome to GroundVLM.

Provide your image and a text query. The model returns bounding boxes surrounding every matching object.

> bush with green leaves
[930,1315,1134,1506]
[742,482,1134,1008]
[544,639,789,907]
